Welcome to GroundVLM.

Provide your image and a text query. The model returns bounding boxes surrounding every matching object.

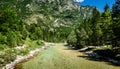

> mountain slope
[0,0,95,42]
[23,0,95,41]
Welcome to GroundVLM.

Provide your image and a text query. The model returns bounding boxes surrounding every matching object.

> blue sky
[78,0,115,12]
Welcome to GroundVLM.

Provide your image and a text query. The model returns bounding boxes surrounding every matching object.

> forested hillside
[0,0,94,43]
[0,0,94,67]
[0,0,120,68]
[67,0,120,61]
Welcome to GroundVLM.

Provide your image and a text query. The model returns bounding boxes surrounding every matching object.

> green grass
[15,43,120,69]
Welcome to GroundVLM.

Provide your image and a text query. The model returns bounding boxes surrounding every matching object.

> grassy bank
[0,38,44,68]
[15,43,120,69]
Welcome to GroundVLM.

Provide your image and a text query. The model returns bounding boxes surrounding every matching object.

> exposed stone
[2,42,52,69]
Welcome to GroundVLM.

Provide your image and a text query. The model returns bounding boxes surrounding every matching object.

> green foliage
[0,34,7,44]
[7,31,17,47]
[66,4,113,50]
[90,7,101,46]
[21,25,29,40]
[67,31,77,46]
[7,31,23,47]
[104,4,109,12]
[37,40,44,45]
[0,44,7,51]
[100,5,112,45]
[112,0,120,48]
[17,49,29,56]
[0,10,18,32]
[25,38,44,50]
[67,7,102,48]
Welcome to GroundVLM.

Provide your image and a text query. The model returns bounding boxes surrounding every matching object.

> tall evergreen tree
[101,4,112,45]
[112,0,120,48]
[112,0,120,15]
[104,4,109,12]
[90,7,101,46]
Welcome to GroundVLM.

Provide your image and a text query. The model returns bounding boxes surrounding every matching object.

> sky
[74,0,115,12]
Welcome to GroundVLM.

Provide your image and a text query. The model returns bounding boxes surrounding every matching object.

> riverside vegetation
[0,0,120,68]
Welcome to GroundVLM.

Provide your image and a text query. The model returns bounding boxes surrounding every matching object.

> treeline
[67,0,120,50]
[0,0,44,49]
[0,10,43,48]
[0,0,73,49]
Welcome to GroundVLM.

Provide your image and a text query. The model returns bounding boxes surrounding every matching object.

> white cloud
[74,0,84,3]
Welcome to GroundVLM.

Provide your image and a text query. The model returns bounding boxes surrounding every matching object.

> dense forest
[67,0,120,60]
[0,0,120,68]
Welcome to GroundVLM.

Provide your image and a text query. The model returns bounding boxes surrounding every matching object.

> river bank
[2,42,52,69]
[15,43,120,69]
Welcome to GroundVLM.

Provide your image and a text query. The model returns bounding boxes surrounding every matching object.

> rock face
[10,0,94,32]
[0,0,95,41]
[0,0,94,28]
[22,0,94,42]
[24,0,94,27]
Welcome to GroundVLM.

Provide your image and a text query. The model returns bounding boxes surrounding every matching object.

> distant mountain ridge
[0,0,95,41]
[24,0,94,27]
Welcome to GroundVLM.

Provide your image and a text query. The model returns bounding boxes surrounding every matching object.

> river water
[15,43,120,69]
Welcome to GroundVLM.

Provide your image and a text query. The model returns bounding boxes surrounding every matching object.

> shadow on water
[65,44,120,66]
[64,45,78,50]
[77,54,120,66]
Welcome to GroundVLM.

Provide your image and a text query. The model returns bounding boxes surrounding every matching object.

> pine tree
[112,0,120,15]
[104,4,109,12]
[101,4,112,45]
[112,0,120,48]
[90,7,101,46]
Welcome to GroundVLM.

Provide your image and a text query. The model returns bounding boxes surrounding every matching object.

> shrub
[4,53,16,62]
[17,49,29,56]
[7,31,24,47]
[7,31,17,47]
[37,40,44,45]
[5,48,16,54]
[0,44,7,51]
[0,34,7,44]
[67,31,77,46]
[15,31,24,46]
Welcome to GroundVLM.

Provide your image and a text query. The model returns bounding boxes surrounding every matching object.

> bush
[29,33,38,40]
[0,44,7,51]
[15,31,24,46]
[0,34,7,44]
[4,53,16,63]
[75,41,85,49]
[17,49,29,56]
[7,31,17,47]
[67,31,77,46]
[37,40,44,45]
[7,31,24,47]
[5,48,16,54]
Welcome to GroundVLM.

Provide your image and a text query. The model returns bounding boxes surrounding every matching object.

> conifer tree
[112,0,120,47]
[101,4,112,45]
